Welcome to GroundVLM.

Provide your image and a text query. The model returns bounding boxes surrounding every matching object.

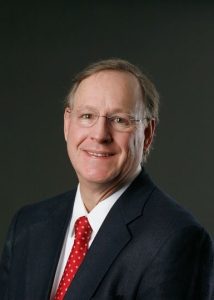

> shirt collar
[69,168,141,238]
[69,183,129,238]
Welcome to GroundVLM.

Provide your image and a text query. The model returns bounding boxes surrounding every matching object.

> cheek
[66,130,86,165]
[117,133,138,159]
[128,131,145,160]
[67,125,88,149]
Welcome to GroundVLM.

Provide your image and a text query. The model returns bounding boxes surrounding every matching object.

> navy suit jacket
[0,170,213,299]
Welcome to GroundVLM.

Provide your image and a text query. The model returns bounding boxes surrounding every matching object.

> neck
[79,167,141,212]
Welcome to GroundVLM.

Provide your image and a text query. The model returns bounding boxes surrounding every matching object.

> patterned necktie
[54,216,92,300]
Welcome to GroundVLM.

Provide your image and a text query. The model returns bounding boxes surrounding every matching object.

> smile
[86,151,113,157]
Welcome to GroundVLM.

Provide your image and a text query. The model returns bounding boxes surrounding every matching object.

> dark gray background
[1,1,214,252]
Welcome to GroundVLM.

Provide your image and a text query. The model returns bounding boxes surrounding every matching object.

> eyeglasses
[68,108,147,132]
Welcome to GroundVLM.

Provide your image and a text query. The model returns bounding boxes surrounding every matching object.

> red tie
[54,216,92,300]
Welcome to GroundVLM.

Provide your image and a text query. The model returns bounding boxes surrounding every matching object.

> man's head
[66,59,159,126]
[64,59,159,189]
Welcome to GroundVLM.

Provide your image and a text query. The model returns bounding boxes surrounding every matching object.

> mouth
[85,151,114,158]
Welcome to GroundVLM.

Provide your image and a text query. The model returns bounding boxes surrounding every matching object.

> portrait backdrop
[1,1,214,252]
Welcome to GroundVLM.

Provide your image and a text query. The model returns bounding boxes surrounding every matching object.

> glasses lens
[110,114,132,131]
[76,110,98,127]
[73,109,138,131]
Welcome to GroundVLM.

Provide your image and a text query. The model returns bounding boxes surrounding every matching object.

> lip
[83,150,114,158]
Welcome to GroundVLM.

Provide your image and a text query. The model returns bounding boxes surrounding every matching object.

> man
[0,59,213,299]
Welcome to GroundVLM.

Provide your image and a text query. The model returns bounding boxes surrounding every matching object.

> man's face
[64,70,154,189]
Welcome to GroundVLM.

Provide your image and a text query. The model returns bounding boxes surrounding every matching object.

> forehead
[72,70,143,112]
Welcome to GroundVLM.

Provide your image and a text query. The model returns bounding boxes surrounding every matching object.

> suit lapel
[24,190,76,299]
[65,170,155,300]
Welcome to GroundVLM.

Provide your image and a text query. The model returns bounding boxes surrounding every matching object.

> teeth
[88,152,111,157]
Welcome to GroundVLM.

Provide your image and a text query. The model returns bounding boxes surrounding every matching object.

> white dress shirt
[50,183,131,298]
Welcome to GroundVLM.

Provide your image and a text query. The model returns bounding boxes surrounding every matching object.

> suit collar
[64,169,155,300]
[119,169,155,224]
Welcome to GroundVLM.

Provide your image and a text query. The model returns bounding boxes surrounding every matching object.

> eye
[81,113,92,119]
[78,113,96,120]
[111,115,129,126]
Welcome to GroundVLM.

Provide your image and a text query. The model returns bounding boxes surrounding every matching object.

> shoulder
[9,190,76,232]
[146,170,204,229]
[141,183,209,242]
[127,170,212,244]
[147,186,199,228]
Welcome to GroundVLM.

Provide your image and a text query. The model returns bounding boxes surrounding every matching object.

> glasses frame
[66,107,148,132]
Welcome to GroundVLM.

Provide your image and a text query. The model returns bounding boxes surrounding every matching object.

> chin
[80,170,118,185]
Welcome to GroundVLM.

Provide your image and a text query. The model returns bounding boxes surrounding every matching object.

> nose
[90,116,113,143]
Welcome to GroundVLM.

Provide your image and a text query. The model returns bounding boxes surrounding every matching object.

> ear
[64,107,71,142]
[143,119,156,152]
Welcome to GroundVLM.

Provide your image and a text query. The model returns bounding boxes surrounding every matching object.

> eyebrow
[75,105,97,111]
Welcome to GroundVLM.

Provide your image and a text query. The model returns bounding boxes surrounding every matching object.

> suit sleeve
[136,225,214,300]
[0,211,19,300]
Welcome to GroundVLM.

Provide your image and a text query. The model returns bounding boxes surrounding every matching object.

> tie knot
[74,216,92,242]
